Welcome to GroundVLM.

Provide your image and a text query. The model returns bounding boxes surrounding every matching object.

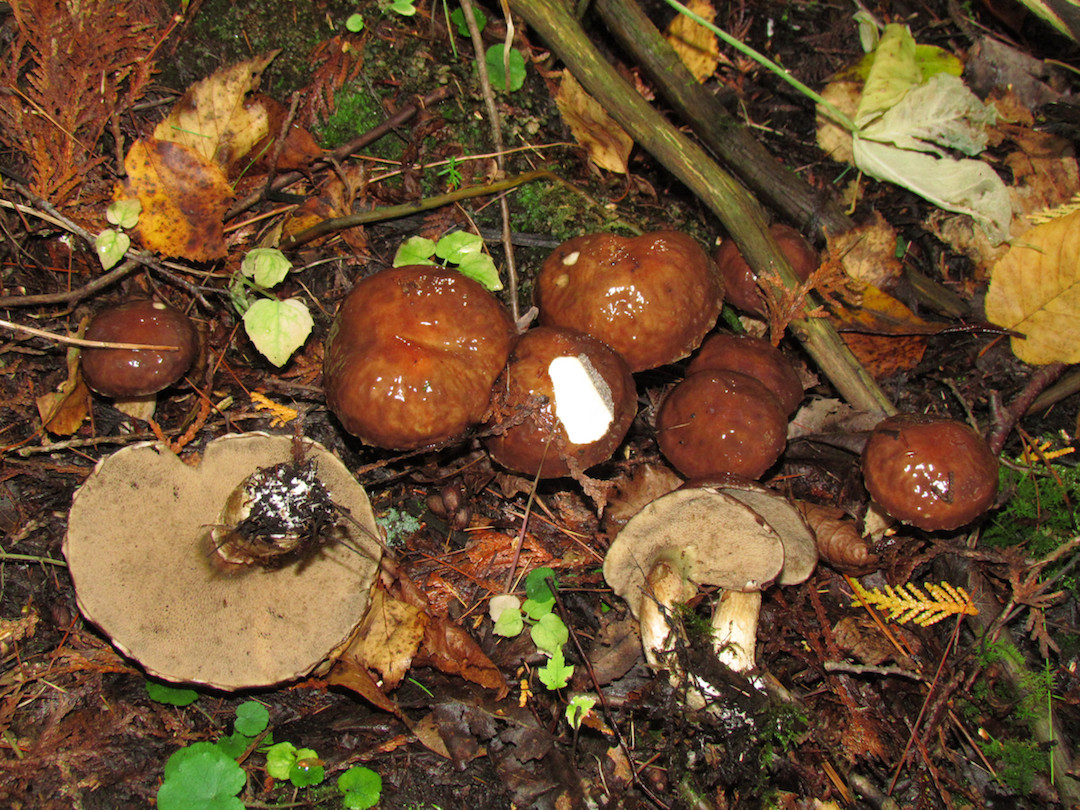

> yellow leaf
[555,71,633,174]
[665,0,720,83]
[153,52,279,172]
[36,345,90,435]
[984,210,1080,365]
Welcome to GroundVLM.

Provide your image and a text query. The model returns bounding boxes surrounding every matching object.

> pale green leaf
[537,648,573,690]
[106,198,142,229]
[531,612,569,656]
[435,230,484,262]
[345,13,364,32]
[95,229,130,270]
[852,135,1011,245]
[855,24,921,128]
[493,606,524,637]
[393,236,437,267]
[265,741,298,780]
[241,247,292,288]
[243,298,314,367]
[457,253,502,291]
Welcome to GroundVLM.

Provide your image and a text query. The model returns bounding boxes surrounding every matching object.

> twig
[0,318,181,351]
[987,362,1067,455]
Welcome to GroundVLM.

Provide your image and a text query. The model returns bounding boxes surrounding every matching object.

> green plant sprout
[490,567,575,692]
[485,44,526,94]
[145,679,199,707]
[565,693,596,731]
[437,155,463,190]
[229,247,314,367]
[95,198,141,270]
[449,6,486,39]
[346,0,417,33]
[338,766,383,810]
[394,231,502,291]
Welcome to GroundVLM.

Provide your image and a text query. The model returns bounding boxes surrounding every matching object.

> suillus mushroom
[534,231,724,372]
[485,326,636,478]
[81,299,199,397]
[861,413,999,531]
[603,479,816,687]
[323,266,517,450]
[713,224,818,316]
[64,432,382,690]
[655,369,788,479]
[687,332,804,415]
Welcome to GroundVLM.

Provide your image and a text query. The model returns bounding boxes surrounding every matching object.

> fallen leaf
[415,615,509,699]
[249,93,323,172]
[665,0,720,82]
[826,211,904,292]
[555,71,633,174]
[36,345,89,435]
[985,209,1080,364]
[327,653,402,717]
[350,589,427,692]
[154,52,279,172]
[120,138,231,261]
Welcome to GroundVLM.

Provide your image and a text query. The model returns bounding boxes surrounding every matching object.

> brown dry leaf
[36,345,89,435]
[350,588,428,692]
[120,138,231,261]
[555,71,633,174]
[826,211,904,292]
[249,93,323,172]
[665,0,720,82]
[415,615,510,699]
[327,652,403,717]
[154,52,279,172]
[985,209,1080,364]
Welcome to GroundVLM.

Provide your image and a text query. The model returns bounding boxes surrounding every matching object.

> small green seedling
[157,741,246,810]
[229,247,314,367]
[437,155,463,190]
[95,199,142,270]
[345,13,364,32]
[145,679,200,707]
[265,741,326,788]
[449,6,486,38]
[485,44,526,93]
[338,766,383,809]
[393,231,501,291]
[491,567,574,691]
[347,0,416,32]
[565,693,597,731]
[538,648,573,690]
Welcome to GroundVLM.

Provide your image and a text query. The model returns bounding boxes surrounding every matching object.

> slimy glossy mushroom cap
[713,224,818,316]
[687,333,803,415]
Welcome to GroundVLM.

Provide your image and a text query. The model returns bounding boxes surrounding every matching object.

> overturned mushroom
[603,478,816,692]
[64,433,382,690]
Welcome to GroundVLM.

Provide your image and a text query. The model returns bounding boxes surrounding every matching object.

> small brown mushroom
[535,231,724,372]
[81,299,198,398]
[656,370,787,479]
[603,481,816,687]
[687,333,804,415]
[485,326,636,478]
[713,224,818,316]
[323,266,516,450]
[63,433,382,690]
[861,413,999,531]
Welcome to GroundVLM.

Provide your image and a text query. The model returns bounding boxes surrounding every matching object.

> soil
[2,0,1080,808]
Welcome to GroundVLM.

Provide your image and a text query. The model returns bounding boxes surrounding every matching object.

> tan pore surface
[64,432,382,690]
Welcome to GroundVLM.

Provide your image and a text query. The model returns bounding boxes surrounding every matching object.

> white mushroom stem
[711,590,762,673]
[638,557,696,670]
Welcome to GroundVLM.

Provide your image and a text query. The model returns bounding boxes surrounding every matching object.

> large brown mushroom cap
[713,224,818,316]
[535,231,723,372]
[81,299,198,397]
[687,333,804,416]
[862,413,999,531]
[485,326,636,478]
[656,370,788,479]
[323,266,517,450]
[63,433,382,690]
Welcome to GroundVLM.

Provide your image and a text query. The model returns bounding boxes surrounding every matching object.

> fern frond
[250,392,298,428]
[850,579,978,626]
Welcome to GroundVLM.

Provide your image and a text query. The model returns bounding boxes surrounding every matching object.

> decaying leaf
[984,209,1080,364]
[35,344,90,435]
[153,52,279,172]
[415,615,510,699]
[350,588,428,692]
[120,138,231,261]
[555,71,633,174]
[832,285,936,378]
[665,0,720,83]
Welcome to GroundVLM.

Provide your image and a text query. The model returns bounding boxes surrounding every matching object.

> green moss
[316,87,403,160]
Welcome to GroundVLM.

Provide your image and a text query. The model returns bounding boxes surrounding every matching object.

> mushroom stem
[711,590,762,674]
[639,556,696,670]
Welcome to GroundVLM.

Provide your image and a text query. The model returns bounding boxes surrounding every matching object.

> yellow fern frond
[250,392,298,428]
[850,579,978,626]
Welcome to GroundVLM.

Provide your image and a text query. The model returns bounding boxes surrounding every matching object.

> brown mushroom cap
[323,266,517,450]
[861,413,999,531]
[714,224,818,316]
[63,433,382,690]
[656,370,788,479]
[485,326,637,478]
[687,333,804,415]
[81,299,198,397]
[535,231,724,372]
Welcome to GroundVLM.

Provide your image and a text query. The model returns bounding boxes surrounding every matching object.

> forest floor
[2,0,1080,808]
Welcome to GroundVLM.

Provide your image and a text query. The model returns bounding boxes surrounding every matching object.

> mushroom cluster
[656,333,803,480]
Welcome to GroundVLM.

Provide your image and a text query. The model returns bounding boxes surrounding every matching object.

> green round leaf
[289,748,325,787]
[240,247,292,288]
[345,13,364,32]
[242,297,314,367]
[158,742,245,810]
[521,595,554,621]
[449,6,486,38]
[531,612,569,657]
[485,44,526,93]
[393,236,438,267]
[264,741,297,781]
[233,700,269,737]
[145,680,200,706]
[387,0,417,16]
[493,605,524,638]
[525,567,556,602]
[434,230,484,263]
[106,198,142,229]
[95,229,130,270]
[339,766,383,809]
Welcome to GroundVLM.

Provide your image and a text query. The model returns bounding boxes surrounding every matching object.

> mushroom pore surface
[63,433,382,690]
[81,299,198,397]
[687,333,803,415]
[656,370,787,479]
[535,231,723,372]
[861,413,999,531]
[323,266,516,450]
[485,326,636,477]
